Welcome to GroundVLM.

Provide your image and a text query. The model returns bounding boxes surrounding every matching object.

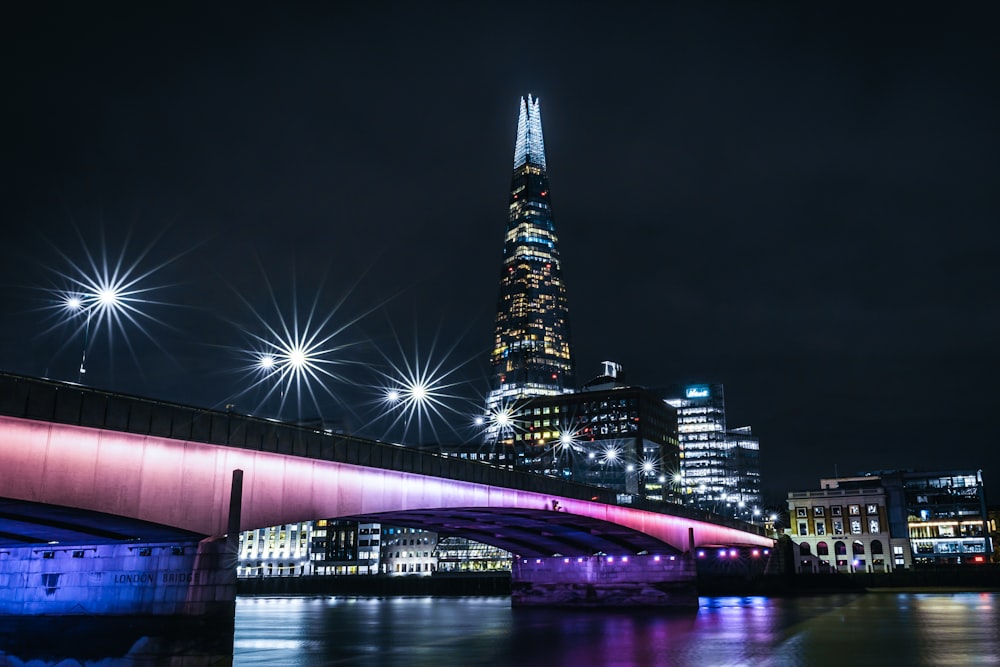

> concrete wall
[0,538,235,617]
[511,554,698,608]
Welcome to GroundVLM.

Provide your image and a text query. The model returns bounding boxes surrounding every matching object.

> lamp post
[67,286,124,383]
[65,296,89,382]
[258,352,280,396]
[79,309,90,381]
[383,386,407,435]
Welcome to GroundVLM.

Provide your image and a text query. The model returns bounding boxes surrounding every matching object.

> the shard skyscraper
[484,95,576,441]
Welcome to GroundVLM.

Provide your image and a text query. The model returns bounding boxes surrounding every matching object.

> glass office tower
[485,95,575,441]
[663,383,761,519]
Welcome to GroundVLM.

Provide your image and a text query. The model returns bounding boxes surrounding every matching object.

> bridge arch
[0,414,772,556]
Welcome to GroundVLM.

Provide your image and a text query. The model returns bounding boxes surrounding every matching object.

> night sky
[3,3,998,504]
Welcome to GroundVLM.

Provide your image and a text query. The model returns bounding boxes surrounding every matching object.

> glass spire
[484,95,575,443]
[513,94,546,171]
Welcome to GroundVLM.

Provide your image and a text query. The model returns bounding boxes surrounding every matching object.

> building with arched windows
[786,469,993,572]
[786,484,908,573]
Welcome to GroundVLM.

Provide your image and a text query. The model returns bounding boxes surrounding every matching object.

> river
[1,593,996,665]
[234,592,1000,666]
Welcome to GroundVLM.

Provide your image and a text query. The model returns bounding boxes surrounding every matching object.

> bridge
[0,372,771,611]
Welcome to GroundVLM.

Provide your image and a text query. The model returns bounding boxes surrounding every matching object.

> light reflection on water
[233,593,1000,667]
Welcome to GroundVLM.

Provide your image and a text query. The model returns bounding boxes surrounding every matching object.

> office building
[663,384,761,518]
[435,537,511,572]
[237,522,312,577]
[873,469,992,565]
[310,520,382,575]
[381,527,438,575]
[501,363,680,500]
[484,95,576,438]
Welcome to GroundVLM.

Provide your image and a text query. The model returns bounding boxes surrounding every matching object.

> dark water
[234,593,1000,667]
[2,594,997,665]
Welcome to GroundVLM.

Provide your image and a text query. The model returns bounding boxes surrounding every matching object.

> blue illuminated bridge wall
[0,373,771,558]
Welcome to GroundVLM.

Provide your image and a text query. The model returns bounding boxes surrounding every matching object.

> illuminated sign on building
[685,386,710,399]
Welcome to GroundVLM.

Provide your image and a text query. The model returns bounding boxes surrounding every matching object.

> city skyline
[2,4,997,502]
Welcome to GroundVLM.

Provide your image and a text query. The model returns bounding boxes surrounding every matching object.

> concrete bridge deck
[0,372,768,553]
[0,372,772,610]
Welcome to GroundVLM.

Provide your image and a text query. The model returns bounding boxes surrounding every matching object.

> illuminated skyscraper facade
[485,95,575,438]
[663,383,761,519]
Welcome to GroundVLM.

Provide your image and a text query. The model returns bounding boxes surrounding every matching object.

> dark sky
[3,3,998,504]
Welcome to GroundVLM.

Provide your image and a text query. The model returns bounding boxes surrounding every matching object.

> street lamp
[258,354,276,371]
[64,294,94,382]
[63,283,126,383]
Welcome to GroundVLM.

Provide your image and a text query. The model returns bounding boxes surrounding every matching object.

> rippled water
[234,593,1000,667]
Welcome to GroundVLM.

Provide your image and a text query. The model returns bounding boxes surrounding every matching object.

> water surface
[234,592,1000,666]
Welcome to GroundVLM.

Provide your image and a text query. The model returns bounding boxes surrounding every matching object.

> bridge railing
[0,372,766,537]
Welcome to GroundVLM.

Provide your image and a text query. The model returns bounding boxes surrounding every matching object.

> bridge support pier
[0,536,236,617]
[511,553,698,608]
[0,538,237,661]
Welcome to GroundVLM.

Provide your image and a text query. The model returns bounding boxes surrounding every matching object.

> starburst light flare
[241,321,353,422]
[546,424,582,459]
[641,457,658,475]
[40,227,179,383]
[368,327,480,447]
[475,387,550,448]
[601,444,622,465]
[228,269,379,423]
[475,401,523,445]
